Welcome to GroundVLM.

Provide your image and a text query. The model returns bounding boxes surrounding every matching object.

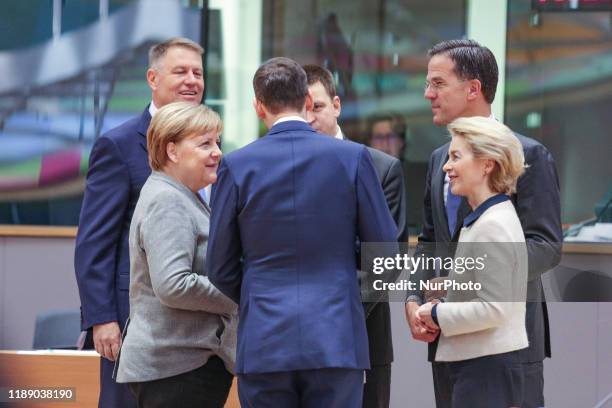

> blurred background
[0,0,609,233]
[0,1,610,407]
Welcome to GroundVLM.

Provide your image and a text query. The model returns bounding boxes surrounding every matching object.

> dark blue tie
[446,184,461,236]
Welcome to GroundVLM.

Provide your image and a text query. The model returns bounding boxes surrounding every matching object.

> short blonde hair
[148,37,204,69]
[447,116,525,194]
[147,102,222,171]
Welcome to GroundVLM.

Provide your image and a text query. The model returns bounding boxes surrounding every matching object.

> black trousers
[432,361,453,408]
[101,356,137,408]
[127,356,233,408]
[521,361,545,408]
[362,364,391,408]
[83,327,137,408]
[433,351,524,408]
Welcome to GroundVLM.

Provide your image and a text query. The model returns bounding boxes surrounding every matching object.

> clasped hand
[415,300,440,333]
[405,301,439,343]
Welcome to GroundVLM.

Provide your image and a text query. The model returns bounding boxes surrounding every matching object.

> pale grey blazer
[116,171,237,383]
[435,200,528,362]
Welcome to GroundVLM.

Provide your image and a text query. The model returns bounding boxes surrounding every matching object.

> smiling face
[305,81,341,136]
[148,46,204,108]
[168,131,221,192]
[442,135,488,198]
[424,54,472,126]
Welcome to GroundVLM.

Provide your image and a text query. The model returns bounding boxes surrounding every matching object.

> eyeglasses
[424,79,466,93]
[371,133,402,143]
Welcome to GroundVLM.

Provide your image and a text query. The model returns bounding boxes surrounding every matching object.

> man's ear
[253,98,266,120]
[146,68,157,91]
[467,79,482,101]
[304,90,313,112]
[332,95,341,118]
[166,142,179,164]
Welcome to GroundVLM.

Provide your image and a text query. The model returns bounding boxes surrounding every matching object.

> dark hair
[428,39,498,104]
[367,114,406,142]
[253,57,308,114]
[303,64,336,98]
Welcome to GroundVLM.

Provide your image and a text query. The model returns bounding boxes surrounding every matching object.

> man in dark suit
[303,64,408,408]
[206,57,398,408]
[74,37,205,408]
[404,39,563,408]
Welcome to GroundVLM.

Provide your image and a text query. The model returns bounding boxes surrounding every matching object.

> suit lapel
[432,150,451,242]
[137,107,152,153]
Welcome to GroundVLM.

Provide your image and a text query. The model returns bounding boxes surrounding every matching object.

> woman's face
[442,135,488,197]
[171,131,222,192]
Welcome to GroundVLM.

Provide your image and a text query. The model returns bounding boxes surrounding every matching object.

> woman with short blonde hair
[447,116,525,195]
[416,116,528,408]
[117,101,236,408]
[147,102,222,171]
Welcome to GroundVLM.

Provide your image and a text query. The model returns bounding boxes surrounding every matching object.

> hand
[424,277,448,303]
[93,321,122,362]
[405,302,439,343]
[416,302,440,332]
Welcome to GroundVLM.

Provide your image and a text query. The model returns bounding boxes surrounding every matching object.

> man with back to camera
[303,63,408,408]
[74,37,205,408]
[404,39,563,408]
[206,57,398,408]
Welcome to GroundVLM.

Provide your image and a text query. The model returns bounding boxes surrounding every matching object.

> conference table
[0,350,240,407]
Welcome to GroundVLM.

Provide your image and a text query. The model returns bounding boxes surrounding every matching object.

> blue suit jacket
[206,120,398,375]
[75,107,151,331]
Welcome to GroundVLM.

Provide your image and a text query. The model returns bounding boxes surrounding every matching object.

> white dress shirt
[148,101,158,117]
[272,115,307,126]
[334,126,344,140]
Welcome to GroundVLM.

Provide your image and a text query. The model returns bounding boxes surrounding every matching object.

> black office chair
[32,309,81,350]
[547,266,612,302]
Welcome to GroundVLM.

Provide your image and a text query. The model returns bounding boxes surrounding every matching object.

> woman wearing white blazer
[416,116,528,408]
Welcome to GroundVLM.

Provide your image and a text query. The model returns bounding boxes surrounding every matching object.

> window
[0,1,205,225]
[505,0,612,225]
[262,0,467,232]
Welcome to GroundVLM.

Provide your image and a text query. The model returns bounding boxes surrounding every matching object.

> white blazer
[435,199,529,362]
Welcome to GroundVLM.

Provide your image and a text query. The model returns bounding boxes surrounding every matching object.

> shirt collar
[334,125,343,140]
[463,193,510,228]
[272,115,307,127]
[148,101,158,117]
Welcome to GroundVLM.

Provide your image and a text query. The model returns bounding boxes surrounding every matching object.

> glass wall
[0,0,207,225]
[262,0,467,232]
[505,0,612,225]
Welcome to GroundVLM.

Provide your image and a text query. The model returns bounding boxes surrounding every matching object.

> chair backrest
[32,309,81,350]
[547,266,612,302]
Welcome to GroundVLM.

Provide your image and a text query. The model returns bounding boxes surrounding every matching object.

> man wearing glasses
[366,115,406,161]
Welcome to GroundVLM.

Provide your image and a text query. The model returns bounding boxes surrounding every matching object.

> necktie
[446,185,461,236]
